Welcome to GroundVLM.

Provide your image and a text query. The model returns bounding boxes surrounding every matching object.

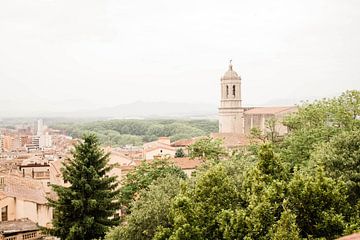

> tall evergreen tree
[48,134,120,240]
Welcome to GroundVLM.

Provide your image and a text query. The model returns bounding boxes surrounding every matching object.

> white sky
[0,0,359,114]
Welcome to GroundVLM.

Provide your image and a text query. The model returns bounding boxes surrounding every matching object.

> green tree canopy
[106,175,183,240]
[119,159,187,214]
[188,137,227,162]
[49,134,120,240]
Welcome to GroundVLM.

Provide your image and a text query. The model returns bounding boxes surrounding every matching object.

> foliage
[51,119,218,147]
[311,130,360,205]
[105,175,182,240]
[119,159,187,214]
[175,148,186,158]
[287,168,349,239]
[268,208,300,240]
[249,117,281,144]
[166,165,239,240]
[281,90,360,168]
[188,137,227,162]
[48,134,120,240]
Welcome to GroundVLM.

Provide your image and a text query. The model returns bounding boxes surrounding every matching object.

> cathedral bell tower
[218,61,244,134]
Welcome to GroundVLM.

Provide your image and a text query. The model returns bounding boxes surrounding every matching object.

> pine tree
[49,134,120,240]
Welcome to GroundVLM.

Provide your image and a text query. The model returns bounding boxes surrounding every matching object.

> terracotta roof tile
[170,157,202,170]
[171,138,199,147]
[144,145,176,153]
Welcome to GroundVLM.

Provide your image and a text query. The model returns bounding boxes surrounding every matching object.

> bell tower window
[226,85,229,97]
[233,85,236,96]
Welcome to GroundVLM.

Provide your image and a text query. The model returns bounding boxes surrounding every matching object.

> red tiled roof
[171,138,200,147]
[170,157,202,170]
[144,145,176,153]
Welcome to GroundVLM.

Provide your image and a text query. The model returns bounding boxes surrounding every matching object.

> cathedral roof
[222,63,241,80]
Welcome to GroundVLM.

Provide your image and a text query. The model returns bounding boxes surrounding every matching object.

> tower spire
[229,59,233,70]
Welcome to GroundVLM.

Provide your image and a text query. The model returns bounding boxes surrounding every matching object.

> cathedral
[212,62,297,147]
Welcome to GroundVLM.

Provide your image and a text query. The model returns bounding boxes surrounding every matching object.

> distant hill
[67,101,218,119]
[0,101,218,119]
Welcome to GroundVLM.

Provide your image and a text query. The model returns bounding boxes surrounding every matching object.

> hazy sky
[0,0,359,114]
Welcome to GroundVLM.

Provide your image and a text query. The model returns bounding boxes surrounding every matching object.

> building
[218,61,244,134]
[0,218,43,240]
[243,106,297,135]
[0,175,52,227]
[0,136,23,153]
[36,119,44,136]
[143,137,176,160]
[218,62,296,137]
[170,138,199,155]
[39,133,52,149]
[18,159,51,192]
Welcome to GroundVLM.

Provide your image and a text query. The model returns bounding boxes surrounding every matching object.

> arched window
[226,85,229,97]
[233,85,236,96]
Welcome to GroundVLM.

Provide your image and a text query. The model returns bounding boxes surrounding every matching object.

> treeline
[105,90,360,239]
[51,119,218,146]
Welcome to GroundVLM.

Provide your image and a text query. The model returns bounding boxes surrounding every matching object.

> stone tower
[218,61,244,133]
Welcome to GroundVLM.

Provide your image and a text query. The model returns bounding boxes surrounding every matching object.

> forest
[104,90,360,239]
[51,119,218,146]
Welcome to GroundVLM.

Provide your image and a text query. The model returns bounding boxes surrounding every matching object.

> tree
[268,207,300,240]
[239,144,288,240]
[119,159,186,214]
[249,118,281,144]
[188,137,227,162]
[287,168,349,239]
[281,90,360,167]
[165,165,239,240]
[311,130,360,233]
[48,134,120,240]
[175,148,186,158]
[106,175,182,240]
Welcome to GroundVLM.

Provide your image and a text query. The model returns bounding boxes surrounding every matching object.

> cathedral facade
[217,62,296,144]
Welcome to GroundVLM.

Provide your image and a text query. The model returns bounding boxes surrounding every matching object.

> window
[1,206,8,221]
[226,85,229,97]
[233,85,236,96]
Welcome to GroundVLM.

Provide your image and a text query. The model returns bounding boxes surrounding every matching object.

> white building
[39,133,52,149]
[36,119,44,136]
[143,137,176,160]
